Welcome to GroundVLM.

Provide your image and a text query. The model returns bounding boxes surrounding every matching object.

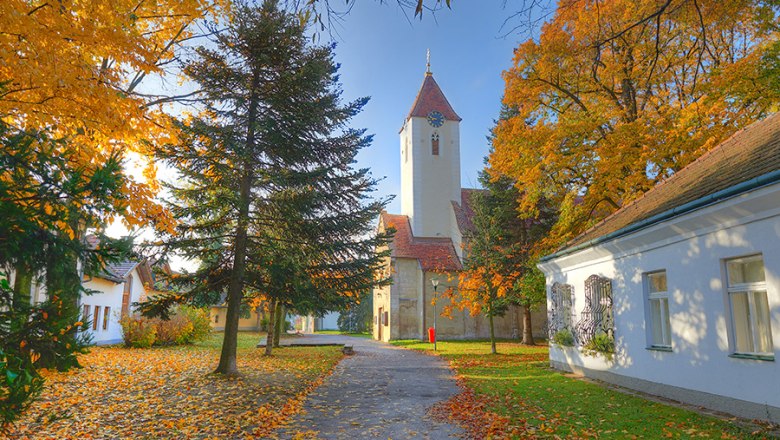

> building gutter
[540,169,780,263]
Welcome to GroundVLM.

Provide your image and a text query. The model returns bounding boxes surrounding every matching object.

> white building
[81,260,153,345]
[539,113,780,421]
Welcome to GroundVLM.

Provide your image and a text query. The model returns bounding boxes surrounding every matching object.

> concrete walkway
[276,334,464,439]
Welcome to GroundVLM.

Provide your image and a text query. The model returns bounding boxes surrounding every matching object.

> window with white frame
[725,255,774,358]
[644,271,672,349]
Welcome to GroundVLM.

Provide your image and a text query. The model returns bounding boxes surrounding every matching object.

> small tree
[449,168,556,353]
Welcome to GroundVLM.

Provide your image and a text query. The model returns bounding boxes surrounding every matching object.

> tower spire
[426,49,431,76]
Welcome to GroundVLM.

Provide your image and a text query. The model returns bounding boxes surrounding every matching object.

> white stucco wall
[81,267,146,345]
[540,183,780,415]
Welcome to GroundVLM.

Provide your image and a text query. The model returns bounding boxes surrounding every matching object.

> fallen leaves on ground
[8,333,342,439]
[395,340,773,440]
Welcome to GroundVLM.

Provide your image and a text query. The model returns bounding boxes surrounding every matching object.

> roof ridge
[557,112,780,253]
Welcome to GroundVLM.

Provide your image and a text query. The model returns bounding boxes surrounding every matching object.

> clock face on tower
[427,110,444,127]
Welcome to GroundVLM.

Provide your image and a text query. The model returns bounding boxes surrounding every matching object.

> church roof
[452,188,483,235]
[406,74,461,122]
[551,112,780,258]
[380,212,462,272]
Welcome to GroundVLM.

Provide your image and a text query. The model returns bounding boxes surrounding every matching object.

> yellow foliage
[0,0,226,231]
[491,0,779,243]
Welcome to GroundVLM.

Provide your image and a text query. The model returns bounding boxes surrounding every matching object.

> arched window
[431,133,440,156]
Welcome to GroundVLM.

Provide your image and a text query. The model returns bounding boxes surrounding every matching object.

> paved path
[276,334,464,439]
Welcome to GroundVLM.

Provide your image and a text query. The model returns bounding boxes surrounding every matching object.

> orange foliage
[0,0,226,232]
[491,0,779,244]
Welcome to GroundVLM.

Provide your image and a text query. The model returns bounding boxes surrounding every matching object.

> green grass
[393,340,765,439]
[315,329,372,338]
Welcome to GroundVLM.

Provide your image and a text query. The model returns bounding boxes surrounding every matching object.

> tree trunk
[488,312,497,355]
[264,298,277,356]
[215,172,250,375]
[215,71,260,375]
[273,303,284,348]
[12,264,32,310]
[522,306,535,345]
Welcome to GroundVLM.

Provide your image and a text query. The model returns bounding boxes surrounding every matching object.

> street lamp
[431,278,439,351]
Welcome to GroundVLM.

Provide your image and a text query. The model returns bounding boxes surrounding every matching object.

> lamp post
[431,278,439,351]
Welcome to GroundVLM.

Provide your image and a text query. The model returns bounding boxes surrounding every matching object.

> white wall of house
[539,183,780,420]
[81,268,146,345]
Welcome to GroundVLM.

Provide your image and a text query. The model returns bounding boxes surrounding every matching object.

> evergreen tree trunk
[265,298,277,356]
[215,74,259,374]
[488,310,497,355]
[12,264,32,310]
[522,306,535,345]
[273,303,284,347]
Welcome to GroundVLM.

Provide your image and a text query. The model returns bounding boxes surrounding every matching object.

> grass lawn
[314,329,372,338]
[393,340,768,439]
[10,332,343,439]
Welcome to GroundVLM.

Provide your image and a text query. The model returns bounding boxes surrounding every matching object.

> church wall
[396,258,424,340]
[422,271,548,341]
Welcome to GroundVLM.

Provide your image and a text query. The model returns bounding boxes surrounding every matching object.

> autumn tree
[449,165,555,353]
[491,0,780,245]
[0,0,227,235]
[145,0,391,372]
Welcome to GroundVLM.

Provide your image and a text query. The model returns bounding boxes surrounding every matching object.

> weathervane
[426,49,431,75]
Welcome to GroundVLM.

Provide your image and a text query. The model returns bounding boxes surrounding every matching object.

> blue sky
[326,2,525,213]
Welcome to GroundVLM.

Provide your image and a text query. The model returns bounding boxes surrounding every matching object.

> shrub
[119,316,157,348]
[180,306,211,343]
[553,328,575,347]
[154,313,193,345]
[583,331,615,361]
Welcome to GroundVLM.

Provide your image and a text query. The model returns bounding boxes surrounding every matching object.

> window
[93,305,101,330]
[549,283,574,338]
[103,307,110,330]
[725,255,773,358]
[82,304,91,328]
[575,275,613,344]
[431,133,440,155]
[644,271,672,349]
[215,313,219,324]
[121,275,132,317]
[383,311,389,326]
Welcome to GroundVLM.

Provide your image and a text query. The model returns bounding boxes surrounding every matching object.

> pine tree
[146,0,391,372]
[0,120,131,429]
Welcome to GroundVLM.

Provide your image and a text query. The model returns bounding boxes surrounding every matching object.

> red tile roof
[380,212,462,272]
[561,112,780,251]
[452,188,483,235]
[407,74,461,122]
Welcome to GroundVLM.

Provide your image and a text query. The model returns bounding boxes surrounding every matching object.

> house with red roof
[538,113,780,421]
[373,59,546,342]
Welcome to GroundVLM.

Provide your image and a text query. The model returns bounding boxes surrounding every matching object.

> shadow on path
[276,334,463,439]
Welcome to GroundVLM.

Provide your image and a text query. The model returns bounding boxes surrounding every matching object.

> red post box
[428,327,436,344]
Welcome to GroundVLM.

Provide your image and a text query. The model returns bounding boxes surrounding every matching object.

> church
[372,60,546,342]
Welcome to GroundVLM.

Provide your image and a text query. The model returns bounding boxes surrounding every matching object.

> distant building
[209,305,265,331]
[539,113,780,421]
[373,60,546,342]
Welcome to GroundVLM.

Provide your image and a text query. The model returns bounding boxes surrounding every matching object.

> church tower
[400,53,462,238]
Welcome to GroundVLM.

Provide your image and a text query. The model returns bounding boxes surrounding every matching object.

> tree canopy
[491,0,780,245]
